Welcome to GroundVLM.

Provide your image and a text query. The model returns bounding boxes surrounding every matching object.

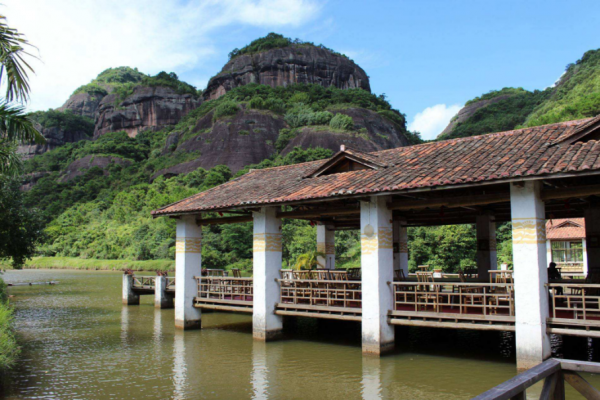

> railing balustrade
[194,277,253,312]
[277,278,362,309]
[548,283,600,333]
[166,277,176,290]
[392,282,515,317]
[132,276,155,288]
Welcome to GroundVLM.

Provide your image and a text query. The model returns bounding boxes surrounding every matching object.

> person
[548,262,563,295]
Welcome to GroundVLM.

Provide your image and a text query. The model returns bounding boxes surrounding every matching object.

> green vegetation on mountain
[441,48,600,140]
[228,32,349,60]
[73,66,146,97]
[28,109,94,135]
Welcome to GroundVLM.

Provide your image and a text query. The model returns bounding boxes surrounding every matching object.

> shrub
[275,128,298,151]
[248,96,265,110]
[238,130,249,136]
[309,111,333,125]
[213,101,239,121]
[264,98,286,114]
[329,113,354,131]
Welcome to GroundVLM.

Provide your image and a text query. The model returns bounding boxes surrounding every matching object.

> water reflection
[120,305,129,345]
[153,308,163,344]
[251,341,269,399]
[172,331,187,399]
[361,357,382,399]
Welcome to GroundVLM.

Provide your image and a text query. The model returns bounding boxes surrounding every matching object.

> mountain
[439,49,600,140]
[204,33,370,100]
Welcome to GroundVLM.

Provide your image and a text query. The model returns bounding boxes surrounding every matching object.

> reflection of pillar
[361,196,395,355]
[172,331,187,399]
[361,357,382,400]
[511,181,550,370]
[122,274,139,305]
[253,207,283,341]
[584,206,600,274]
[393,220,408,276]
[153,308,163,345]
[316,224,335,269]
[120,306,129,345]
[175,215,202,330]
[583,238,589,276]
[155,276,174,309]
[476,214,497,281]
[251,341,269,400]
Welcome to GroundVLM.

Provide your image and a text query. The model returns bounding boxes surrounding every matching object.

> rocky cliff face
[204,46,370,100]
[438,94,517,138]
[59,154,132,182]
[17,123,90,160]
[59,91,106,119]
[94,86,201,138]
[153,106,408,178]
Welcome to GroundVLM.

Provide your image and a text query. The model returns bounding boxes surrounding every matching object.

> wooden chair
[394,269,406,281]
[418,265,430,272]
[488,270,514,315]
[348,268,361,280]
[207,269,225,277]
[416,272,439,311]
[231,268,242,278]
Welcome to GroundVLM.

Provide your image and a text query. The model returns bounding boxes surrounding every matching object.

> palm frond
[0,139,23,176]
[0,15,36,102]
[0,101,44,144]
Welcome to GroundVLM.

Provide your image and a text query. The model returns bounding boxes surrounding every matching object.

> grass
[0,278,19,372]
[0,257,174,272]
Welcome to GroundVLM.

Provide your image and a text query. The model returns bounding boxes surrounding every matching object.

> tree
[0,15,45,176]
[0,177,44,268]
[294,250,325,270]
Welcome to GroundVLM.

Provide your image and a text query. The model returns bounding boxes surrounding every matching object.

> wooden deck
[131,276,176,295]
[193,277,253,313]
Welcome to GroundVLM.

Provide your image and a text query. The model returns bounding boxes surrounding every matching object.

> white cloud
[408,103,463,140]
[3,0,321,111]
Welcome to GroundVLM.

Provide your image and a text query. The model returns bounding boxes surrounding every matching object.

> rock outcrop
[60,154,132,182]
[438,94,515,137]
[59,92,106,119]
[17,123,90,160]
[204,46,370,100]
[153,106,408,178]
[94,86,201,138]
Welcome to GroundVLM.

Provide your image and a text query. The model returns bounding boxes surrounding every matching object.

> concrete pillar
[511,181,551,370]
[174,215,202,330]
[122,274,140,305]
[316,224,335,269]
[584,206,600,274]
[583,238,589,277]
[155,276,174,309]
[361,196,395,355]
[476,213,497,281]
[252,207,283,341]
[393,219,409,277]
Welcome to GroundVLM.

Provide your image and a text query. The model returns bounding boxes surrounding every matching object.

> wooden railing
[474,358,600,400]
[548,283,600,336]
[193,277,253,312]
[132,276,155,289]
[166,277,176,291]
[390,282,515,330]
[276,278,362,320]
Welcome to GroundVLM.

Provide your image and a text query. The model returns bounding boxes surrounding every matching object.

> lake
[2,269,599,399]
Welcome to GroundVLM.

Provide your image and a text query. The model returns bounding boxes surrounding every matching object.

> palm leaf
[0,139,23,176]
[0,101,44,144]
[0,15,36,102]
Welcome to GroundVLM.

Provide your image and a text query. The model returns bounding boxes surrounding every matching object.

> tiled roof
[153,117,600,216]
[546,218,586,240]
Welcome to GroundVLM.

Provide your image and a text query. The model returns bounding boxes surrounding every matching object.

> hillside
[19,33,415,269]
[439,49,600,140]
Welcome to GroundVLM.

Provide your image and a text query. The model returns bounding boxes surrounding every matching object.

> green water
[1,269,600,399]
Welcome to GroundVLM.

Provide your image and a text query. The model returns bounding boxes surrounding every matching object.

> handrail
[276,278,359,284]
[394,282,514,288]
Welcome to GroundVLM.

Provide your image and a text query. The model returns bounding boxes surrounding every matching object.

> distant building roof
[546,218,586,240]
[153,116,600,216]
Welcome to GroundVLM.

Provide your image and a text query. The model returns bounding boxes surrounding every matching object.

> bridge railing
[132,276,155,289]
[548,283,600,335]
[194,277,253,312]
[473,358,600,399]
[166,277,176,290]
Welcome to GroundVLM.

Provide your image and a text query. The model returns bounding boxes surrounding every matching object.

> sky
[5,0,600,140]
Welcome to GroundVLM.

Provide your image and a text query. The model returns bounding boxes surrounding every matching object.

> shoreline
[0,257,174,272]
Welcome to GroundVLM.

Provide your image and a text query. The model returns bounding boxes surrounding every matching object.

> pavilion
[152,114,600,370]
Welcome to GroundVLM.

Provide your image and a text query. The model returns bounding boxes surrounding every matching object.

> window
[551,241,583,263]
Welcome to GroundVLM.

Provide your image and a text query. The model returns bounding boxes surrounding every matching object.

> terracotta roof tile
[546,218,586,240]
[153,117,600,216]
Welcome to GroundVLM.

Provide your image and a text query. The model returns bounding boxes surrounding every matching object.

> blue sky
[6,0,600,139]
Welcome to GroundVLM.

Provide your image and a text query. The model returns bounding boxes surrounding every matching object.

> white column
[122,274,139,305]
[476,214,497,281]
[253,207,283,341]
[583,238,589,277]
[174,215,202,330]
[393,220,409,277]
[155,275,174,309]
[361,196,395,355]
[584,206,600,275]
[511,181,550,370]
[317,224,335,269]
